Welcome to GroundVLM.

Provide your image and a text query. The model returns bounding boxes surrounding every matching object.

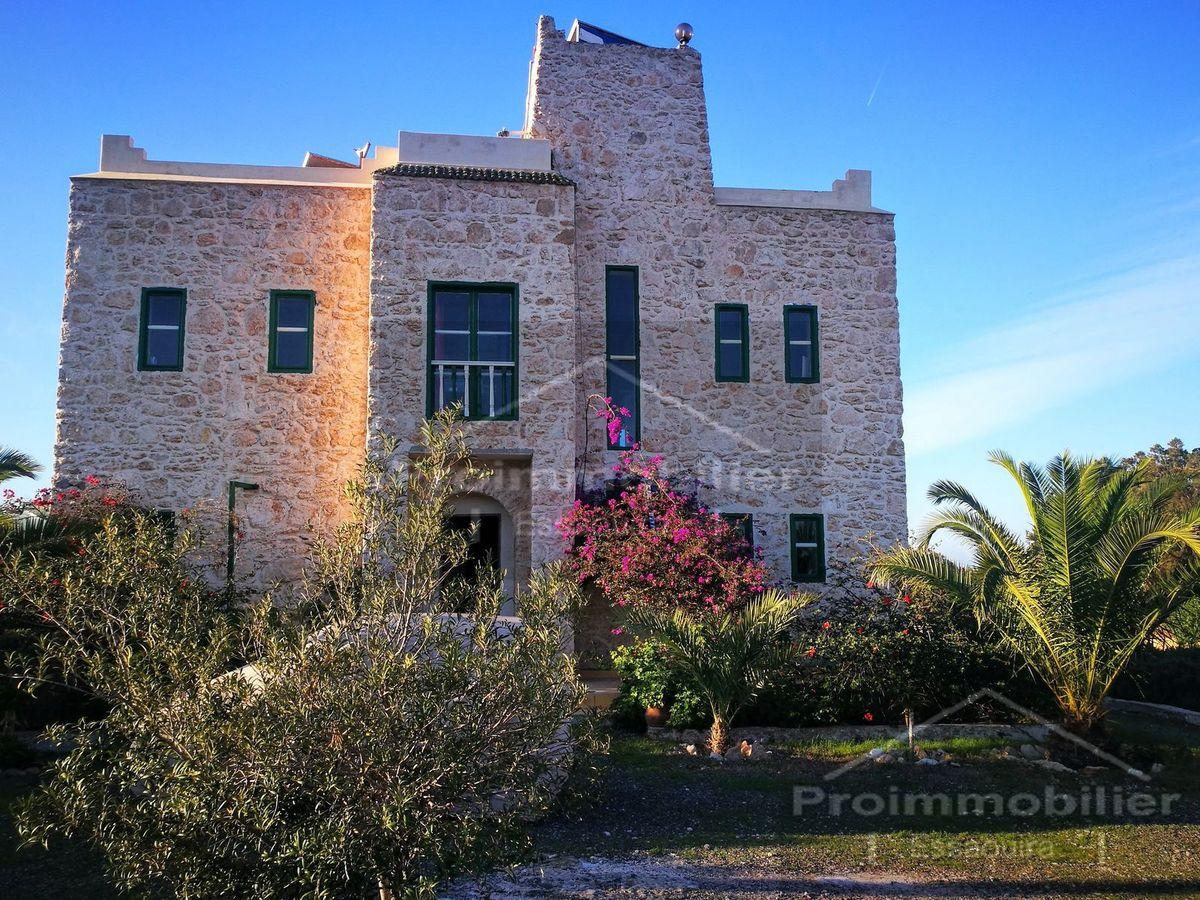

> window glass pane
[478,366,515,417]
[717,308,743,341]
[793,516,819,543]
[273,331,309,369]
[434,332,469,360]
[794,547,820,578]
[146,293,182,326]
[607,360,638,448]
[434,291,470,331]
[476,292,512,334]
[787,309,812,343]
[146,328,180,368]
[606,269,637,358]
[718,342,744,379]
[721,513,753,548]
[476,333,512,362]
[788,344,813,380]
[433,365,466,412]
[275,296,311,329]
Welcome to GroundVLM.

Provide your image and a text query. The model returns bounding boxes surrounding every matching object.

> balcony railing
[431,360,516,419]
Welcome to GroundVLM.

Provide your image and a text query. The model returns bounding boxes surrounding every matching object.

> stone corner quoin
[54,14,906,620]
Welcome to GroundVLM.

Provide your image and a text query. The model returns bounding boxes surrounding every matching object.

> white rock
[915,757,939,766]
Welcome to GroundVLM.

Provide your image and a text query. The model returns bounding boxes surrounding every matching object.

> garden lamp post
[226,479,259,583]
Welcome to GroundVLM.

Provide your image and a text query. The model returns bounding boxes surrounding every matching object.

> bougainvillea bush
[557,404,768,617]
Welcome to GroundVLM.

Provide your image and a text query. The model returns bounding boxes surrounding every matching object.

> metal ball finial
[675,22,694,48]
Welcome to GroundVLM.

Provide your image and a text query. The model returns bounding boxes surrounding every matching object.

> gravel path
[441,854,1044,898]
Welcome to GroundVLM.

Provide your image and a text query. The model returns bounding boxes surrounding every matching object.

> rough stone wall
[527,16,906,584]
[367,173,577,572]
[55,178,371,585]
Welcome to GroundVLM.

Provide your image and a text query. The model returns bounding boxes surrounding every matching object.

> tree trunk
[708,715,728,756]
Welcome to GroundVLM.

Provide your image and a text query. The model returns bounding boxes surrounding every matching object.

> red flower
[84,475,100,487]
[822,620,832,629]
[805,646,817,658]
[76,547,86,557]
[863,712,874,722]
[866,580,875,589]
[902,595,912,605]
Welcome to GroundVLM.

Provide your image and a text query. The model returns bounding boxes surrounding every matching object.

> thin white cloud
[905,242,1200,456]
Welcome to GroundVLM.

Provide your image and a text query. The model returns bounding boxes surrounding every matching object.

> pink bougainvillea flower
[866,580,876,589]
[84,474,100,486]
[610,627,624,636]
[863,712,874,722]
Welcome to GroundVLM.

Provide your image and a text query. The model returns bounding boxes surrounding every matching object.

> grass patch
[783,734,1011,760]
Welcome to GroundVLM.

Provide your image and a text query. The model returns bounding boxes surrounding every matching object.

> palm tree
[867,450,1200,734]
[626,590,813,754]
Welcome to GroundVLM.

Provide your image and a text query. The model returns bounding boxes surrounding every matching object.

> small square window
[268,291,315,373]
[790,513,826,582]
[784,305,820,383]
[719,512,754,549]
[138,288,186,371]
[714,304,749,382]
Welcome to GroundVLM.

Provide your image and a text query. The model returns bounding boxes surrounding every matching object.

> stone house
[54,16,906,659]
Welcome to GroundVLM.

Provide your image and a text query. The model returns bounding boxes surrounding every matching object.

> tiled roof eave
[374,163,574,186]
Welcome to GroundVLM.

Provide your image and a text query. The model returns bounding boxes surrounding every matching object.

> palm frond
[0,448,41,484]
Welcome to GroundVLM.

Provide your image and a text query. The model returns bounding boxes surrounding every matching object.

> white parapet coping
[76,135,398,188]
[714,170,889,214]
[396,131,552,171]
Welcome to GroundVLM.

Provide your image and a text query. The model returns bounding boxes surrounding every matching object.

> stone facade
[56,180,370,584]
[526,17,906,583]
[54,15,906,631]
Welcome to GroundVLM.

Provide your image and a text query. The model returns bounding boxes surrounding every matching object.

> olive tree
[4,411,587,899]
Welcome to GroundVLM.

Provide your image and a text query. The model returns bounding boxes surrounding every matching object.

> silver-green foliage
[4,412,586,898]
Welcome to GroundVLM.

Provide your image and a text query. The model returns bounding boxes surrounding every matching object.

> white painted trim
[715,170,890,214]
[78,134,396,188]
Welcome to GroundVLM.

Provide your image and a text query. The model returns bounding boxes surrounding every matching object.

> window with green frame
[268,291,315,373]
[719,512,754,549]
[784,304,820,383]
[714,303,749,382]
[427,282,518,420]
[790,513,826,582]
[138,287,186,371]
[605,266,640,448]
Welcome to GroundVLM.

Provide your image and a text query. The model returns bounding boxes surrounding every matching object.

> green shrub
[741,562,1049,727]
[610,640,708,730]
[3,412,590,900]
[1112,648,1200,711]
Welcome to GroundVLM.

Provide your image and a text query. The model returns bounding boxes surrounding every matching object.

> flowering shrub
[740,560,1049,726]
[558,401,769,616]
[1,476,134,554]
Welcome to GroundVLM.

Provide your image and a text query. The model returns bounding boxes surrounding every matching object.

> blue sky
[1,1,1197,538]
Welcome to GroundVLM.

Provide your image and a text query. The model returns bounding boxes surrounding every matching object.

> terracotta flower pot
[644,706,667,728]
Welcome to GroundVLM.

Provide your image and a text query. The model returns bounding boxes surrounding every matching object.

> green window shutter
[784,304,820,383]
[426,282,519,421]
[138,287,187,371]
[714,303,750,382]
[719,512,754,548]
[604,266,640,448]
[268,291,316,373]
[790,513,826,583]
